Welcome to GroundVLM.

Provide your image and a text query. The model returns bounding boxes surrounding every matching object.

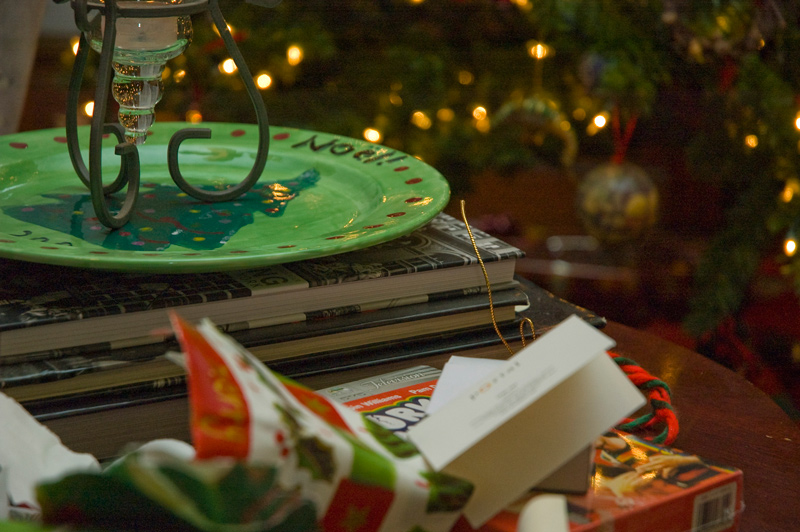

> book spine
[0,357,129,388]
[269,318,527,379]
[25,378,189,421]
[0,334,172,366]
[281,213,524,287]
[0,266,257,333]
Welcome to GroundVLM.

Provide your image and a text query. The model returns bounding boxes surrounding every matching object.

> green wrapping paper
[38,452,317,531]
[34,313,473,531]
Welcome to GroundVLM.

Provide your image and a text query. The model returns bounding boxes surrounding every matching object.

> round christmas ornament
[576,161,659,243]
[493,96,578,169]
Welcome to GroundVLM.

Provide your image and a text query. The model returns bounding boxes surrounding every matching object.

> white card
[407,315,646,526]
[426,356,505,415]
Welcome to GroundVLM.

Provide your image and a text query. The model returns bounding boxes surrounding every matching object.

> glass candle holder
[87,0,193,144]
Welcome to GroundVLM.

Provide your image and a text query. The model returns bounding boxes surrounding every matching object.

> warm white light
[363,128,382,142]
[795,116,800,130]
[256,72,272,89]
[214,23,235,36]
[527,41,549,59]
[411,111,432,130]
[593,114,607,128]
[71,37,80,55]
[437,108,454,122]
[287,45,303,66]
[782,179,800,202]
[745,134,758,148]
[219,58,237,74]
[186,110,203,123]
[174,69,186,83]
[474,117,490,133]
[785,238,797,256]
[84,101,94,117]
[458,70,474,85]
[472,106,488,121]
[389,92,403,106]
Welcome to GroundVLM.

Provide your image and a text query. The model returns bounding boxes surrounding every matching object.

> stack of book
[0,213,604,459]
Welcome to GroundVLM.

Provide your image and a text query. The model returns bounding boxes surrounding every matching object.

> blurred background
[13,0,800,421]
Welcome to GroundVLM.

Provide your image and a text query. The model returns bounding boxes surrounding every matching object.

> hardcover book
[0,213,523,359]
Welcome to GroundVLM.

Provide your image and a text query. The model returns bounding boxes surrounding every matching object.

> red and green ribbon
[609,351,679,445]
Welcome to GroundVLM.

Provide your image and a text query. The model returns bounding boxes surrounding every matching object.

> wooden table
[603,321,800,532]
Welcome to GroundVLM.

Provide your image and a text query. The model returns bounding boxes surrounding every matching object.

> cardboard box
[461,430,744,532]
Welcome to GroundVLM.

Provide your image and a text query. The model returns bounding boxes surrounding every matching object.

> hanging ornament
[576,106,658,243]
[493,95,578,169]
[494,36,577,170]
[576,161,659,243]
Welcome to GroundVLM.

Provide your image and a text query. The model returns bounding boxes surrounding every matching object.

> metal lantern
[54,0,279,229]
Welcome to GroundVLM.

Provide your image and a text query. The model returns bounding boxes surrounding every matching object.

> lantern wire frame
[54,0,276,228]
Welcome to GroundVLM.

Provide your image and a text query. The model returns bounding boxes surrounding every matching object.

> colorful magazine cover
[318,365,441,440]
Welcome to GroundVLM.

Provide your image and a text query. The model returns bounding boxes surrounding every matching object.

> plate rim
[0,122,450,273]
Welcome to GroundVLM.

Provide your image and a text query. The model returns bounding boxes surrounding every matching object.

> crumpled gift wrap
[170,313,473,532]
[33,314,472,531]
[37,442,317,532]
[0,391,99,511]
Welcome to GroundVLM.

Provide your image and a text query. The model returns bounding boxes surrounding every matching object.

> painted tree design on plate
[2,168,319,252]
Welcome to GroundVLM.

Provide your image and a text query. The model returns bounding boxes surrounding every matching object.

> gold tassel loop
[459,199,536,355]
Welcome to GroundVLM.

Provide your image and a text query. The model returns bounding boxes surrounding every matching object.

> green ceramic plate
[0,123,450,273]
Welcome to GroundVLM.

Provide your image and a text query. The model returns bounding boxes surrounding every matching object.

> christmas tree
[74,0,800,340]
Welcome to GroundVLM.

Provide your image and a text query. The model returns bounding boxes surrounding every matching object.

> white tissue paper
[0,464,8,520]
[0,391,100,509]
[517,494,569,532]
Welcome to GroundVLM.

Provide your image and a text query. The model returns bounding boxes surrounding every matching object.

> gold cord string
[519,317,536,347]
[459,200,536,355]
